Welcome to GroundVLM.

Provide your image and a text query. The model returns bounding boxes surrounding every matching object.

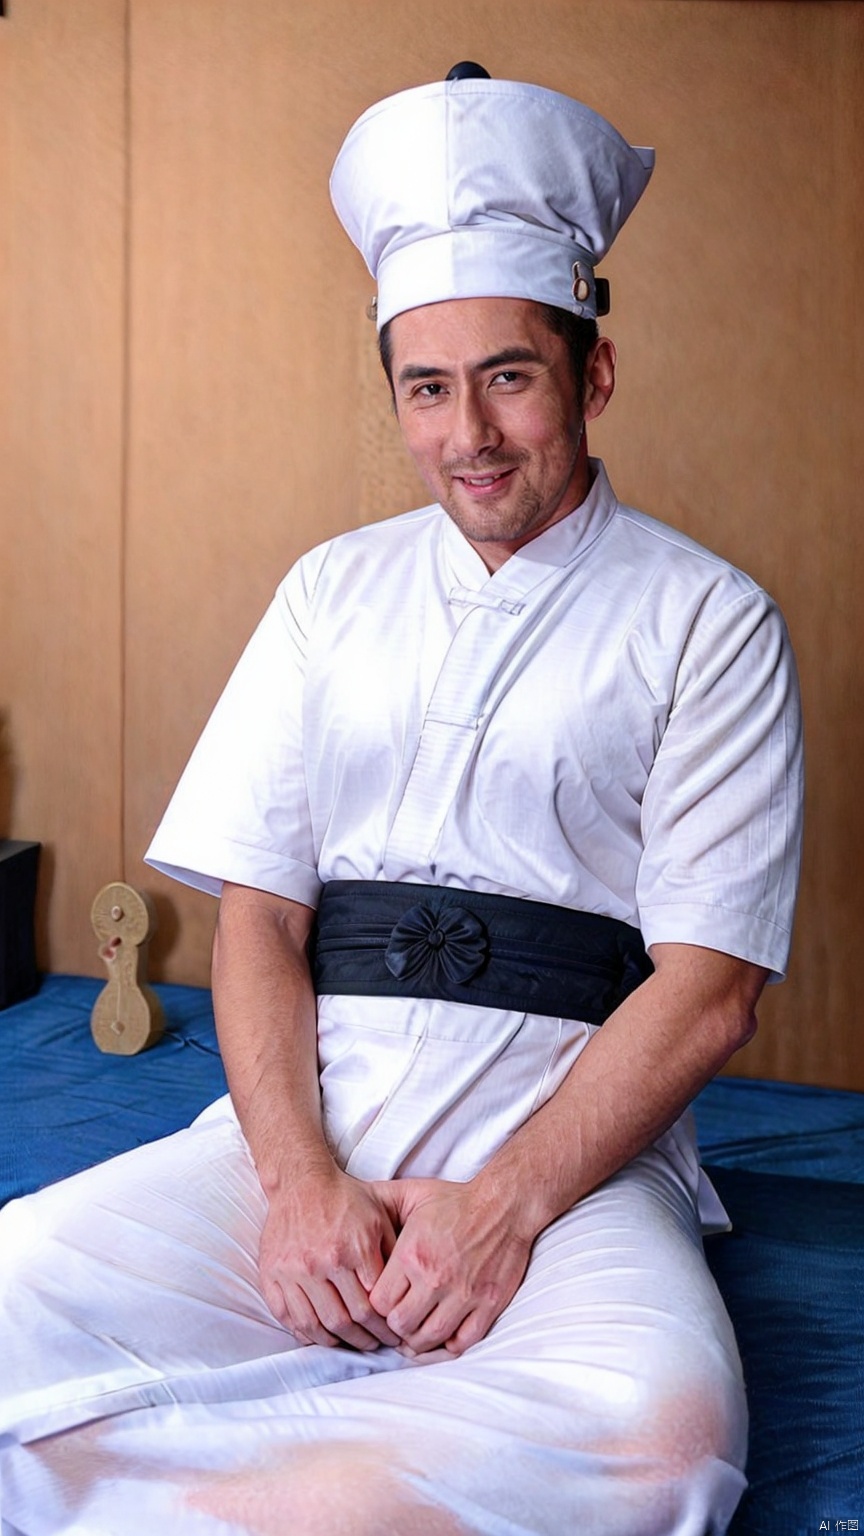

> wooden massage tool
[90,882,165,1054]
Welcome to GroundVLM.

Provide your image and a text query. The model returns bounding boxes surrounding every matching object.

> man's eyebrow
[397,364,451,385]
[480,347,544,371]
[397,347,543,387]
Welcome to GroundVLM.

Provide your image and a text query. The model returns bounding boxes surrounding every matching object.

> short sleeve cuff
[639,901,793,983]
[145,835,322,909]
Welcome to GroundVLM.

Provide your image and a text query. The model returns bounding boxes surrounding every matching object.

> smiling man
[0,68,803,1536]
[387,297,615,564]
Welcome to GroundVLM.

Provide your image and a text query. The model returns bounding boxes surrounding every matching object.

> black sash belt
[311,881,653,1026]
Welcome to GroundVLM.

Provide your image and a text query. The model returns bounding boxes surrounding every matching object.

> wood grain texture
[2,1,861,1087]
[0,0,126,973]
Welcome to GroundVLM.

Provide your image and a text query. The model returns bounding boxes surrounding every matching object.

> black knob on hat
[446,62,491,81]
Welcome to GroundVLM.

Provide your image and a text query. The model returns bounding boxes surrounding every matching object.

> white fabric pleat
[1,1096,746,1536]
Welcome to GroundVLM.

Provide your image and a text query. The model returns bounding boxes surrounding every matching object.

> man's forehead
[389,296,556,367]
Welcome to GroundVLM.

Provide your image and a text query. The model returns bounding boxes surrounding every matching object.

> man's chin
[442,501,540,548]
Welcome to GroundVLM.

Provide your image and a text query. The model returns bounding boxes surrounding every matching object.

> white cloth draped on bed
[0,1089,747,1536]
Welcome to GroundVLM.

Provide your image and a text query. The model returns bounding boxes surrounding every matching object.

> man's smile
[452,467,518,495]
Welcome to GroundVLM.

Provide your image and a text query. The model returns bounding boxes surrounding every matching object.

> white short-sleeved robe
[0,461,803,1536]
[146,458,802,1195]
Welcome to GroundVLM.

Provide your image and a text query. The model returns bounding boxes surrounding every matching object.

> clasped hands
[258,1166,533,1358]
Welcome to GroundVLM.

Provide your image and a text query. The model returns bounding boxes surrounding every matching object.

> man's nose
[449,387,503,459]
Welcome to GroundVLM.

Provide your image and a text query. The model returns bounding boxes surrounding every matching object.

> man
[0,69,802,1536]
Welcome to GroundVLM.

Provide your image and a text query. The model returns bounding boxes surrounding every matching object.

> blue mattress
[0,974,227,1200]
[2,975,862,1533]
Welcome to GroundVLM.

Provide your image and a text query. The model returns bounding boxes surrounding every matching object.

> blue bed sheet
[697,1074,864,1184]
[1,975,862,1534]
[0,973,226,1203]
[703,1165,864,1534]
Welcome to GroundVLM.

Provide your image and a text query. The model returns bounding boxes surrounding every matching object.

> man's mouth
[453,468,516,494]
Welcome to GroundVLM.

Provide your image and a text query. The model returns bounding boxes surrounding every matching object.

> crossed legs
[0,1100,746,1536]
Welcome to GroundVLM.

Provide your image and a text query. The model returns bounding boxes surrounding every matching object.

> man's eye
[417,381,445,398]
[493,370,524,386]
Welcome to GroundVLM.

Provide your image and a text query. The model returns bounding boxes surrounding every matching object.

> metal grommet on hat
[572,262,592,305]
[331,68,653,328]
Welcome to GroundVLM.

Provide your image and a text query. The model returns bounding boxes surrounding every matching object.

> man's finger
[444,1307,490,1357]
[352,1224,398,1295]
[395,1297,471,1357]
[368,1258,411,1320]
[279,1283,340,1348]
[301,1277,392,1351]
[261,1273,290,1326]
[334,1270,403,1349]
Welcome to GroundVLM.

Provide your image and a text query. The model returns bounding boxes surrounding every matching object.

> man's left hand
[368,1176,532,1357]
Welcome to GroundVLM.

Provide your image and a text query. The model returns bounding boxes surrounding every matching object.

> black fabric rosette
[383,903,490,988]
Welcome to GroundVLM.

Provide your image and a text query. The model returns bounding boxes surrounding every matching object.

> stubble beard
[438,441,583,549]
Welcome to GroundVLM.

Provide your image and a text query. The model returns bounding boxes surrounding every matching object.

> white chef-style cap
[330,63,654,331]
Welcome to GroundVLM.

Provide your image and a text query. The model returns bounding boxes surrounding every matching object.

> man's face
[389,296,596,569]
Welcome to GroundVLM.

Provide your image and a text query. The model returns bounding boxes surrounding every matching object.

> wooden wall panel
[583,3,864,1090]
[0,0,126,973]
[5,1,859,1089]
[125,0,864,1091]
[123,2,370,977]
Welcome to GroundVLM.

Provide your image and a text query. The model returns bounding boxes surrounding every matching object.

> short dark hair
[533,305,600,400]
[378,304,599,402]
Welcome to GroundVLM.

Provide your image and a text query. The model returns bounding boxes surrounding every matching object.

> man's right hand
[211,885,403,1352]
[258,1164,403,1352]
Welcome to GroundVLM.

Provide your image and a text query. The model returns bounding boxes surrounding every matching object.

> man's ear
[582,337,616,422]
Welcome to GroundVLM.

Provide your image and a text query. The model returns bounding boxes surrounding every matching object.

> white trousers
[0,1091,746,1536]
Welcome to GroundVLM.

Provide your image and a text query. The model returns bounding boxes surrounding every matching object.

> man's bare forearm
[211,882,330,1193]
[211,882,401,1349]
[370,942,768,1356]
[476,941,768,1245]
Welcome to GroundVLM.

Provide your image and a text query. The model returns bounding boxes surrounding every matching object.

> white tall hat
[330,66,654,330]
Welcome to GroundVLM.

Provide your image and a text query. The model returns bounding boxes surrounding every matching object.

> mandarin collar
[441,459,618,600]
